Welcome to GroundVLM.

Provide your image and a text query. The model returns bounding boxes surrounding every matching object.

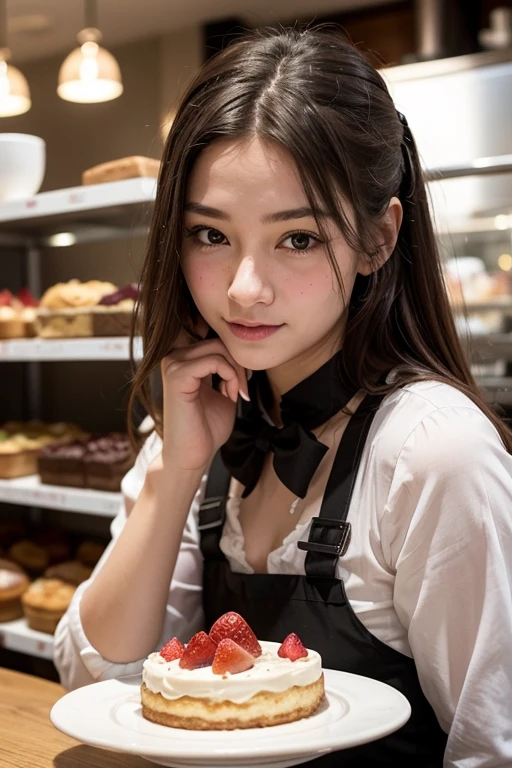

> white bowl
[0,133,46,202]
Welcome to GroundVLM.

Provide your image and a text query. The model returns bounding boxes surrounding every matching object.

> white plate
[50,669,411,768]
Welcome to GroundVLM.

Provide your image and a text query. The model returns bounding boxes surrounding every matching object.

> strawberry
[209,612,262,658]
[159,637,185,662]
[179,631,217,670]
[278,633,308,661]
[17,288,39,307]
[0,289,13,307]
[212,638,254,675]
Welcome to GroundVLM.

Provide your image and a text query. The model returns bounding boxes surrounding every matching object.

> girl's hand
[160,329,249,471]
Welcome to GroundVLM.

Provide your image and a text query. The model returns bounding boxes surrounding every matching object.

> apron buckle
[198,497,226,531]
[297,517,351,558]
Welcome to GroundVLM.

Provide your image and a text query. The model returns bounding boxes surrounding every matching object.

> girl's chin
[222,342,287,372]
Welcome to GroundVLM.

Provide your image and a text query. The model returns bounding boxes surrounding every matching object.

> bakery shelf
[0,177,156,246]
[470,333,512,360]
[0,475,121,517]
[0,618,53,660]
[452,300,512,313]
[0,336,142,361]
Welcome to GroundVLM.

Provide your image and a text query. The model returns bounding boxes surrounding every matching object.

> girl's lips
[226,322,283,341]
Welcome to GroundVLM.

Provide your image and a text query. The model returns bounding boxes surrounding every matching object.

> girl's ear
[357,197,403,276]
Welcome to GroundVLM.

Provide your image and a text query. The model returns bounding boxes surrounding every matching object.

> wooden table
[0,668,151,767]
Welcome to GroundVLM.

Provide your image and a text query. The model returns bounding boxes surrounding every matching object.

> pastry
[141,612,325,730]
[91,283,138,336]
[0,559,30,622]
[84,433,133,492]
[9,539,48,576]
[21,578,76,634]
[18,288,39,336]
[38,441,87,487]
[0,431,41,478]
[82,156,160,185]
[0,288,40,338]
[44,560,93,586]
[0,305,25,338]
[36,280,118,338]
[0,421,86,479]
[38,433,132,491]
[76,539,106,567]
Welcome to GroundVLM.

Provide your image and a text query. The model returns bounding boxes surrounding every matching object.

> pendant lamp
[58,0,123,104]
[0,0,31,117]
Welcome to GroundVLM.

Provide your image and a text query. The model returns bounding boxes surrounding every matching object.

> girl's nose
[227,256,274,307]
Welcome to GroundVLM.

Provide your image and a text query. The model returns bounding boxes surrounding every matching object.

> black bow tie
[220,349,358,498]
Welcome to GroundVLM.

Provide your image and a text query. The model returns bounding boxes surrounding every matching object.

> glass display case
[384,50,512,410]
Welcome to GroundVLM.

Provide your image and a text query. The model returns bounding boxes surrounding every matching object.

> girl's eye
[280,231,323,254]
[185,226,228,247]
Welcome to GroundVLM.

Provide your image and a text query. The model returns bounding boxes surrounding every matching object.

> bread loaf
[82,156,160,185]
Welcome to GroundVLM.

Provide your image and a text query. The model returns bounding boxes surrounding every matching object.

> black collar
[221,348,359,498]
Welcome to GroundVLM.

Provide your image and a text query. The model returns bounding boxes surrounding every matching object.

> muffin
[21,578,76,634]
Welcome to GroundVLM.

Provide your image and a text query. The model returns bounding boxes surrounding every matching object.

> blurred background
[0,0,511,678]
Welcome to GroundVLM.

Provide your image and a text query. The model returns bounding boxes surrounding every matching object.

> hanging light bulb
[57,0,122,104]
[0,1,31,116]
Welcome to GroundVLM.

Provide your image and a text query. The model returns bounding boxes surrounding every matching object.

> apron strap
[198,450,231,561]
[298,392,386,579]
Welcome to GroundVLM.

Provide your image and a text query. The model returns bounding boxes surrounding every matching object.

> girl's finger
[166,339,249,400]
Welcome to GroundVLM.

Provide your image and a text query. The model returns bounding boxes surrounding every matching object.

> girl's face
[181,137,370,383]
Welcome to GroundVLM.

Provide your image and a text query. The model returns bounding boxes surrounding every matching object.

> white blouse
[53,380,512,766]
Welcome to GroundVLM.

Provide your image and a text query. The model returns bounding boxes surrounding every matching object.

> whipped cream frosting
[142,640,322,704]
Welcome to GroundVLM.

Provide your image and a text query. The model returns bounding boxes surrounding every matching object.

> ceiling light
[498,254,512,272]
[46,232,77,247]
[0,1,31,117]
[57,0,122,104]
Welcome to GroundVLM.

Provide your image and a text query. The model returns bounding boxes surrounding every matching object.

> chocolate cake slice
[84,433,134,492]
[38,441,87,487]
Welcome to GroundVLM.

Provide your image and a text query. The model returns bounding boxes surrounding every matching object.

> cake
[141,612,325,730]
[38,440,87,487]
[38,433,133,492]
[0,288,39,339]
[0,559,30,622]
[91,283,138,336]
[21,577,76,634]
[83,433,133,491]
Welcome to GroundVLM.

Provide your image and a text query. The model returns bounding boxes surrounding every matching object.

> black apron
[199,393,448,766]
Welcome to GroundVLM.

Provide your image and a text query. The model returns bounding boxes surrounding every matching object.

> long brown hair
[129,25,512,451]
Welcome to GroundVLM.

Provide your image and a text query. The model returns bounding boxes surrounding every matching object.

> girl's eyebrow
[184,202,330,223]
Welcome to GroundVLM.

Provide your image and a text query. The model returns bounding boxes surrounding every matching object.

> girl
[54,27,512,766]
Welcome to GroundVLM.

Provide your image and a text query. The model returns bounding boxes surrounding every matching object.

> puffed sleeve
[53,429,206,690]
[382,405,512,765]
